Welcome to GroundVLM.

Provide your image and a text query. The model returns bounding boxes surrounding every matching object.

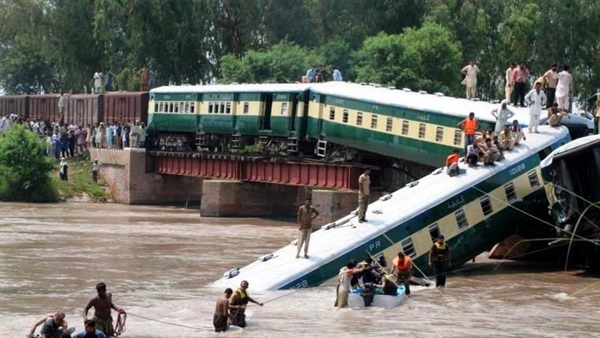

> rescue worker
[229,280,263,327]
[429,235,452,288]
[458,112,480,157]
[390,252,413,295]
[83,282,122,337]
[28,311,72,338]
[375,272,398,296]
[446,149,460,176]
[357,168,371,223]
[296,198,319,258]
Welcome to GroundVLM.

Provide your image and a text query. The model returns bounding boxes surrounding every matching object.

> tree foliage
[0,125,58,202]
[0,0,598,105]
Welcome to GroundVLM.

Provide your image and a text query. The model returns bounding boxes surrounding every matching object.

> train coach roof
[309,82,531,122]
[151,83,312,94]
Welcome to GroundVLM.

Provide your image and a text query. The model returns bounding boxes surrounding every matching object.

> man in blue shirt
[74,320,106,338]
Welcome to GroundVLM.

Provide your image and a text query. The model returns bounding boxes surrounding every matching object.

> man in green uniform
[297,198,319,258]
[357,168,371,222]
[229,280,263,328]
[429,235,452,287]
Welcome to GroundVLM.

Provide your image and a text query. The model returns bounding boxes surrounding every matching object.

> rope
[127,312,208,331]
[114,309,126,337]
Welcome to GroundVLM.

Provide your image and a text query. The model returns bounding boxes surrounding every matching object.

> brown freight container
[0,95,29,117]
[28,95,61,122]
[64,94,104,127]
[103,92,149,125]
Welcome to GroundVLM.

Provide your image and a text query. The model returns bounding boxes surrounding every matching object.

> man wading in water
[83,282,123,337]
[214,288,233,332]
[229,280,263,327]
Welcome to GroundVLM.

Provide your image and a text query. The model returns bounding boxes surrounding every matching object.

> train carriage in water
[147,84,311,152]
[306,82,530,167]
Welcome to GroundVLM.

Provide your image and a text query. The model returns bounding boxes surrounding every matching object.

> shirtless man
[214,288,233,332]
[83,282,122,337]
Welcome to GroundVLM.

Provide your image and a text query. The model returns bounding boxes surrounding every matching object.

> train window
[455,209,469,230]
[504,182,517,202]
[154,103,159,113]
[401,238,416,258]
[174,102,179,113]
[190,102,195,114]
[371,115,378,129]
[169,103,174,113]
[418,123,426,138]
[243,102,249,114]
[159,102,164,113]
[436,127,444,142]
[226,102,232,114]
[401,121,409,135]
[208,102,214,114]
[527,170,540,188]
[386,117,393,132]
[356,112,363,126]
[281,102,288,116]
[453,130,462,146]
[480,195,493,216]
[343,109,349,123]
[428,223,440,242]
[220,102,225,114]
[329,107,335,120]
[184,102,189,114]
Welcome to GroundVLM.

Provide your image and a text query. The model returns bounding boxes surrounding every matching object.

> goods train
[147,82,534,167]
[0,92,148,128]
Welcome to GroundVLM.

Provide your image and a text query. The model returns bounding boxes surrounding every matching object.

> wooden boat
[347,285,408,309]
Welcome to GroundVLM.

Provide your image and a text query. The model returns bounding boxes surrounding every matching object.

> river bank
[50,155,113,202]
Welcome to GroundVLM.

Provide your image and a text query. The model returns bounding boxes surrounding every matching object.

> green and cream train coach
[148,84,311,151]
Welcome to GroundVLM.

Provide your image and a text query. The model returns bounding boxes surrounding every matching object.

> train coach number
[509,163,526,176]
[293,280,309,289]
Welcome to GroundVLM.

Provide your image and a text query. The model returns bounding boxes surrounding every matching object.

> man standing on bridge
[358,168,371,223]
[297,198,319,259]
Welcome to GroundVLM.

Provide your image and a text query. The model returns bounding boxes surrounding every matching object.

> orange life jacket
[446,153,459,166]
[393,256,411,272]
[464,118,477,135]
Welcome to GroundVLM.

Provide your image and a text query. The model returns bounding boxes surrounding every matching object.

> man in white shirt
[505,62,516,102]
[491,100,515,134]
[555,65,573,112]
[93,72,103,94]
[461,60,480,100]
[524,82,547,133]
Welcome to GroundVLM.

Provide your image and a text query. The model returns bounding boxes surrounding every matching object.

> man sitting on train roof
[446,149,461,176]
[482,138,500,166]
[466,142,480,167]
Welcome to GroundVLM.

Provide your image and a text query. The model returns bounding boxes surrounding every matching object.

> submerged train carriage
[212,126,571,291]
[307,82,530,167]
[148,84,311,152]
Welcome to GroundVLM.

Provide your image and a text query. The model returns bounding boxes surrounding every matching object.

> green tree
[352,23,462,95]
[0,125,57,202]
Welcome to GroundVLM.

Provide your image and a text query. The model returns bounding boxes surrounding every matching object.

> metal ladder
[316,140,327,157]
[231,134,242,148]
[196,132,207,147]
[287,137,298,153]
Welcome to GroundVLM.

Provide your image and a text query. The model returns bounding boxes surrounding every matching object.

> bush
[0,125,58,202]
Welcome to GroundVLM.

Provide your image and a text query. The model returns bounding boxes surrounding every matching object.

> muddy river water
[1,203,599,338]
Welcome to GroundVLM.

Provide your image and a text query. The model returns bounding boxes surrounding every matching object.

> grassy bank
[51,156,112,202]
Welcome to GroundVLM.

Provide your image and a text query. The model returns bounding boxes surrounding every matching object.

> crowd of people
[28,283,123,338]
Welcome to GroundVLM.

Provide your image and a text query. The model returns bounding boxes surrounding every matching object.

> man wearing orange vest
[390,252,413,295]
[457,112,480,156]
[445,149,460,176]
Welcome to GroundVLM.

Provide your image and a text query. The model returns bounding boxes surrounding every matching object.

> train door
[290,93,298,131]
[232,93,240,133]
[260,93,273,130]
[317,94,326,135]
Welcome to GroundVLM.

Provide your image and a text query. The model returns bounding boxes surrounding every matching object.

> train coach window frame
[226,102,232,114]
[428,223,440,242]
[418,123,426,139]
[169,103,174,113]
[155,102,159,113]
[454,130,462,146]
[401,238,416,258]
[184,102,190,114]
[480,195,493,216]
[174,102,179,113]
[329,107,336,121]
[504,182,517,202]
[208,102,214,114]
[343,109,349,123]
[371,115,378,129]
[527,170,540,189]
[243,102,249,114]
[402,120,409,135]
[281,102,288,116]
[220,102,225,114]
[190,102,195,114]
[455,209,469,230]
[436,126,444,142]
[386,117,393,132]
[356,112,363,126]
